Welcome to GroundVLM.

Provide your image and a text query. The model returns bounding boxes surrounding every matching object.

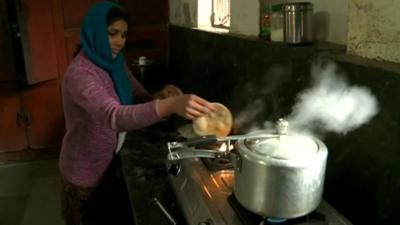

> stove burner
[266,218,287,224]
[227,195,329,225]
[201,158,233,172]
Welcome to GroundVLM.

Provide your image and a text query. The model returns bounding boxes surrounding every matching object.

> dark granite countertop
[118,120,188,225]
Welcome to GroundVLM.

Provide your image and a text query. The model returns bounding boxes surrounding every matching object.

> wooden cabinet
[0,1,25,152]
[0,0,64,153]
[61,0,97,65]
[119,0,169,26]
[0,0,15,83]
[0,90,28,152]
[119,0,169,63]
[22,80,64,149]
[18,0,59,84]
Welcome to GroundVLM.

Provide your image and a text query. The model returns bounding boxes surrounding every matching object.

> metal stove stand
[168,158,353,225]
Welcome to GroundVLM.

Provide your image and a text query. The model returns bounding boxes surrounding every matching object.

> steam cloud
[287,60,379,136]
[234,60,379,137]
[233,65,291,133]
[234,99,265,132]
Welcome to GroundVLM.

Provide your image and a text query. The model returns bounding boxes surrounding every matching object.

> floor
[0,157,64,225]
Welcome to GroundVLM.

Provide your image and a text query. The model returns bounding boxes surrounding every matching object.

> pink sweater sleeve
[113,101,161,131]
[65,66,162,132]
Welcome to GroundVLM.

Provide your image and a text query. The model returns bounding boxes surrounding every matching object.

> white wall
[347,0,400,63]
[169,0,348,43]
[229,0,259,37]
[306,0,348,45]
[169,0,198,27]
[169,0,400,63]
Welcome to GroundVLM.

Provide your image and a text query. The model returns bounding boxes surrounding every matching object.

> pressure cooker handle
[167,148,225,161]
[167,133,280,153]
[185,135,219,146]
[167,135,218,150]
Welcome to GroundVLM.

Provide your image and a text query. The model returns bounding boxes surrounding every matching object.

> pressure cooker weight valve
[276,118,289,135]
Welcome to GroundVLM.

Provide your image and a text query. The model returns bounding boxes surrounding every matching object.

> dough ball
[193,103,233,137]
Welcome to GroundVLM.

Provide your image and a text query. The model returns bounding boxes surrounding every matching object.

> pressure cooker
[167,119,328,219]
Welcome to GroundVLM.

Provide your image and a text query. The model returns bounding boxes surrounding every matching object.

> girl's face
[107,19,128,58]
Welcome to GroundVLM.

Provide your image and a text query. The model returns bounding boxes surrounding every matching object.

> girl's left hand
[154,84,183,99]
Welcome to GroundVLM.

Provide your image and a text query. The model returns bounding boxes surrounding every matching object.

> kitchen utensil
[283,2,313,44]
[167,119,328,219]
[232,129,327,219]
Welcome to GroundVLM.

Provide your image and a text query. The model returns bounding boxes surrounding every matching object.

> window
[197,0,230,33]
[212,0,230,28]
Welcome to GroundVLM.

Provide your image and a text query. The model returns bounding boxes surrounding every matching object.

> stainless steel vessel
[283,2,313,44]
[167,119,328,219]
[232,130,328,218]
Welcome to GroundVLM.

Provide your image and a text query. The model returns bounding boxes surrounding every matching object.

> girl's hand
[154,84,183,99]
[158,94,215,120]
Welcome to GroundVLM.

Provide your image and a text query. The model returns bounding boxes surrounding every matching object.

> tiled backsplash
[167,25,400,225]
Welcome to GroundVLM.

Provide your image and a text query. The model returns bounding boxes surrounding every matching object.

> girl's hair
[107,6,129,26]
[73,6,129,57]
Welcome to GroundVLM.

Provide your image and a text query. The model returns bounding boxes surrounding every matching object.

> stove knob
[198,219,214,225]
[167,163,181,176]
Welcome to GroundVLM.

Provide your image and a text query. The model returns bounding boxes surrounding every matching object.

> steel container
[283,2,314,44]
[166,119,328,219]
[232,129,327,219]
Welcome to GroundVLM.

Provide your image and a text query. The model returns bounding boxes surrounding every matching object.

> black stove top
[201,157,233,172]
[167,134,352,225]
[227,195,328,225]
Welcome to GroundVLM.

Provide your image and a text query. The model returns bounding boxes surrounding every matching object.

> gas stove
[167,157,353,225]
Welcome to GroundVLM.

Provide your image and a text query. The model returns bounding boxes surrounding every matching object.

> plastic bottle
[260,0,287,41]
[259,0,272,40]
[270,4,284,42]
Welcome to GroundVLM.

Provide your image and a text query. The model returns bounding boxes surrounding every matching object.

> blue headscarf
[80,1,133,105]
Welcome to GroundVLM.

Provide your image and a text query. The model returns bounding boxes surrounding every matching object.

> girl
[59,1,214,224]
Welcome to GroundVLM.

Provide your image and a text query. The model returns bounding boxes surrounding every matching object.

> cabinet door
[0,0,26,152]
[18,0,59,84]
[125,26,168,63]
[22,80,64,149]
[118,0,169,63]
[118,0,169,26]
[0,0,15,83]
[62,0,97,64]
[0,90,28,152]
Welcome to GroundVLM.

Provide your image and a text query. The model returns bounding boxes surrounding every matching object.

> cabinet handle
[16,108,31,127]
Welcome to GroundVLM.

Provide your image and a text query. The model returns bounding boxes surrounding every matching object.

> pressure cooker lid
[244,135,318,160]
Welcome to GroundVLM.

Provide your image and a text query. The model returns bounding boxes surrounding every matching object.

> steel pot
[167,120,328,219]
[231,129,327,219]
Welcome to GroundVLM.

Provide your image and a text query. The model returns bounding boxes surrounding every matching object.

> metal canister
[283,2,313,45]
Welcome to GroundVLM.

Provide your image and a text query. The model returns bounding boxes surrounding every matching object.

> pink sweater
[59,51,162,187]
